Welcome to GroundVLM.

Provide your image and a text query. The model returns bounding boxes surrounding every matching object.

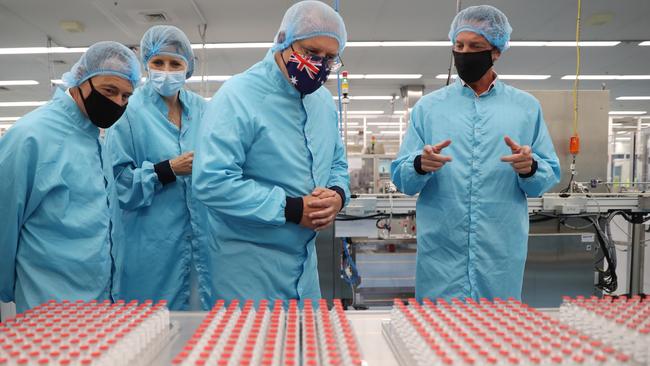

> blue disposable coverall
[105,82,212,310]
[0,89,114,312]
[193,50,350,303]
[391,79,561,301]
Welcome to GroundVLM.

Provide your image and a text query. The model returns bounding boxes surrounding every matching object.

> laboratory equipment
[0,299,171,366]
[383,297,638,366]
[171,298,363,366]
[335,193,650,307]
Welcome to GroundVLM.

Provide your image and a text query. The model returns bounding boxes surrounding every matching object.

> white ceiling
[0,0,649,122]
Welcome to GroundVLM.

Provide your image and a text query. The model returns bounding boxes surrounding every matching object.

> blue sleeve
[326,126,351,206]
[104,114,162,210]
[391,106,434,195]
[192,88,287,226]
[518,105,561,197]
[0,129,36,302]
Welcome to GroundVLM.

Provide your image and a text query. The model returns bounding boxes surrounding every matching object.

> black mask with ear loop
[452,49,494,83]
[79,78,127,129]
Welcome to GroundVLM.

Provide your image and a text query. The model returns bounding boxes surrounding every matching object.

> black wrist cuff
[154,160,176,185]
[328,186,346,210]
[414,154,427,175]
[519,159,538,178]
[285,196,304,224]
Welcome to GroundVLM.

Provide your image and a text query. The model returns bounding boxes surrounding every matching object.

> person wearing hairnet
[104,25,211,310]
[0,41,140,312]
[193,0,350,303]
[392,5,561,301]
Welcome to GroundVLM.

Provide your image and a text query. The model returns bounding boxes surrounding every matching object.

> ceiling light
[0,80,39,86]
[187,75,232,82]
[609,111,647,115]
[331,95,400,100]
[436,74,550,80]
[639,41,650,46]
[346,111,385,115]
[343,74,422,80]
[0,47,88,55]
[365,74,421,79]
[379,131,403,135]
[616,96,650,101]
[367,122,403,126]
[0,117,20,121]
[0,101,48,107]
[191,42,273,49]
[347,41,451,47]
[562,75,650,80]
[509,41,620,47]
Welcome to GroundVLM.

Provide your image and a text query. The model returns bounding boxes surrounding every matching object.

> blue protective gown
[193,50,350,304]
[0,89,113,312]
[104,82,211,310]
[391,79,561,301]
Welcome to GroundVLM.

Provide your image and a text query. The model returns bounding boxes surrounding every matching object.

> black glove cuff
[285,196,304,224]
[414,154,427,175]
[154,160,176,185]
[519,159,538,178]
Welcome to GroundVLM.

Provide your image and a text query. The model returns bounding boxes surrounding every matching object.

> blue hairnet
[449,5,512,52]
[140,25,194,78]
[61,41,141,88]
[272,0,347,54]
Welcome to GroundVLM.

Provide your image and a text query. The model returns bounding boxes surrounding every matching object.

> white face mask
[149,69,186,97]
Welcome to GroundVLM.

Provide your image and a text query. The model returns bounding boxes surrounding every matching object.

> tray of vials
[0,299,172,366]
[171,298,364,366]
[559,295,649,365]
[383,297,642,366]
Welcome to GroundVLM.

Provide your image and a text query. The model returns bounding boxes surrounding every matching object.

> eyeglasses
[291,45,344,73]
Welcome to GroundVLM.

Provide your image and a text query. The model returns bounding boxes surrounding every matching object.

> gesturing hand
[420,140,452,173]
[500,136,533,175]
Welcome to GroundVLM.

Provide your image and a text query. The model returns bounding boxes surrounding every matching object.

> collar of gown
[263,49,301,99]
[55,87,100,138]
[456,73,502,98]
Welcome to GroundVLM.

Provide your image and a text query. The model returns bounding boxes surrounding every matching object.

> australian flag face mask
[282,45,332,96]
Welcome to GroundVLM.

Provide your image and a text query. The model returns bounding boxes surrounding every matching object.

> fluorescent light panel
[345,74,422,80]
[509,41,620,47]
[187,75,232,82]
[0,101,47,107]
[0,117,20,121]
[436,74,550,80]
[616,96,650,101]
[0,40,622,55]
[609,111,647,115]
[0,47,88,55]
[367,122,403,126]
[191,42,272,49]
[639,41,650,46]
[0,80,39,86]
[346,110,385,115]
[347,41,451,47]
[380,131,404,135]
[562,75,650,80]
[332,96,400,100]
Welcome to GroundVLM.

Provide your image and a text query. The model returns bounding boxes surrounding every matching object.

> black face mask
[80,78,127,129]
[453,49,494,83]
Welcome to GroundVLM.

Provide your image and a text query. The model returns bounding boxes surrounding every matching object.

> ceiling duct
[139,11,169,23]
